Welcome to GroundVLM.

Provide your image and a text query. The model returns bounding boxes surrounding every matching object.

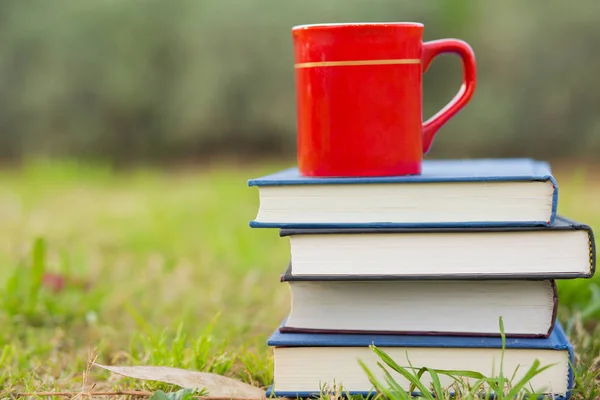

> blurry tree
[0,0,598,165]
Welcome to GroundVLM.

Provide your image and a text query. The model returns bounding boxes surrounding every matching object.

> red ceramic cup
[292,22,477,177]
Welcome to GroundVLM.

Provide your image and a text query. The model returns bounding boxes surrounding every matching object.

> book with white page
[279,215,595,279]
[280,271,558,338]
[247,158,558,228]
[265,320,574,399]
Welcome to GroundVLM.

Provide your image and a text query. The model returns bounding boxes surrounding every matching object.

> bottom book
[266,319,574,399]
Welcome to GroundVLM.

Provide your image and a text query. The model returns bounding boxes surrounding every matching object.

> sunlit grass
[0,159,598,398]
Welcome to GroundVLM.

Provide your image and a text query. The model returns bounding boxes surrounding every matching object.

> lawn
[0,159,599,399]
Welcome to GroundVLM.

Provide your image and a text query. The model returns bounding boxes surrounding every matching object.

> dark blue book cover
[267,319,571,350]
[265,320,574,399]
[248,158,558,229]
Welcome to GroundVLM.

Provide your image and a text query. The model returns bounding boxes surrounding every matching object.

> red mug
[292,22,477,177]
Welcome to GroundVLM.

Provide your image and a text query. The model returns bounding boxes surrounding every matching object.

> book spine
[547,280,558,338]
[589,226,597,277]
[548,175,558,226]
[566,343,575,399]
[533,160,558,226]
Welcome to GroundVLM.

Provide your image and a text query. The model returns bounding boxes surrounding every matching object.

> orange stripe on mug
[294,59,421,68]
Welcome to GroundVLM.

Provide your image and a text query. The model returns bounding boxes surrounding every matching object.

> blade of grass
[508,364,521,387]
[380,364,413,400]
[27,237,47,314]
[423,367,443,399]
[358,359,408,400]
[369,346,432,398]
[415,366,488,395]
[2,262,23,315]
[498,316,506,398]
[464,377,489,400]
[580,283,600,321]
[505,361,556,399]
[405,353,426,396]
[368,345,494,399]
[423,368,486,380]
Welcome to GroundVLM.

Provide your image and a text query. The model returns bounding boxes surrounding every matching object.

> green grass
[0,159,598,399]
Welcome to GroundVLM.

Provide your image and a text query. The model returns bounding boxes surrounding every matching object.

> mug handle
[421,39,477,154]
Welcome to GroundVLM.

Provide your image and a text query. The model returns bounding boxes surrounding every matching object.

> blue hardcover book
[279,215,596,279]
[247,158,558,229]
[265,320,574,399]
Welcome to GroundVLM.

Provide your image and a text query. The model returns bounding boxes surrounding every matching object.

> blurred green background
[1,0,598,166]
[1,1,600,394]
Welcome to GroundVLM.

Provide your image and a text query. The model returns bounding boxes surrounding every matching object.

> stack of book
[248,158,596,399]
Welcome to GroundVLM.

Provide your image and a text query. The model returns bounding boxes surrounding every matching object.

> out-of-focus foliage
[0,0,598,164]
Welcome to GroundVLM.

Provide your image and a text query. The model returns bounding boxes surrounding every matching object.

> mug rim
[292,22,424,30]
